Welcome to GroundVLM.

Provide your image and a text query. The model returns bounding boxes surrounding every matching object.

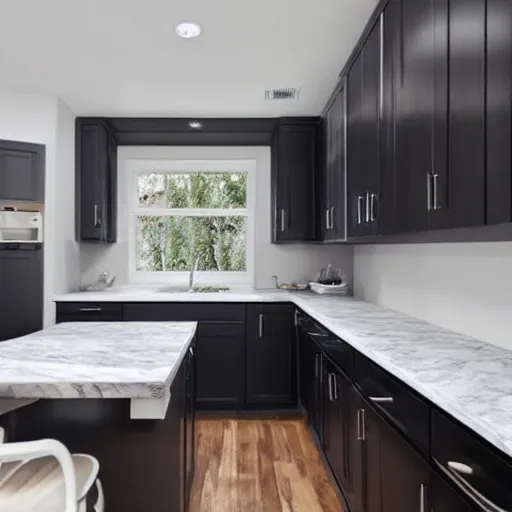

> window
[128,159,254,284]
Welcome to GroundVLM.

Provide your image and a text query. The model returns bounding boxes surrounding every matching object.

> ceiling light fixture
[176,22,202,39]
[189,121,203,129]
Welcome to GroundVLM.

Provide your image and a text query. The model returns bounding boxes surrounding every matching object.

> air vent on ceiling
[264,87,301,101]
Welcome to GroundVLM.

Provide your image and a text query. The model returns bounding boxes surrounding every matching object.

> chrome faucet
[189,255,202,290]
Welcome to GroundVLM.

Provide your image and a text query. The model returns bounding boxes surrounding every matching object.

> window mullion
[133,208,248,217]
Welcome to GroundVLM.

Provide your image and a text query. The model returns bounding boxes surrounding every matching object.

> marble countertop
[54,286,293,303]
[0,322,197,418]
[55,287,512,458]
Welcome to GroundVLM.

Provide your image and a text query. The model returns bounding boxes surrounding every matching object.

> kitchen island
[0,321,197,512]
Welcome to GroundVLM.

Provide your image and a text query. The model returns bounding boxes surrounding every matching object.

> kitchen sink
[157,285,230,293]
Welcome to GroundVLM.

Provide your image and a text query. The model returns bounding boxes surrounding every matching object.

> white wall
[354,243,512,349]
[0,91,78,326]
[80,146,354,289]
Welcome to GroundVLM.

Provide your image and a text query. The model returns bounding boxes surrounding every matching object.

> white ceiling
[0,0,379,117]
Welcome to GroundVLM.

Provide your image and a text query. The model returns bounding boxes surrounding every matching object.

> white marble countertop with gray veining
[0,322,197,406]
[55,287,512,458]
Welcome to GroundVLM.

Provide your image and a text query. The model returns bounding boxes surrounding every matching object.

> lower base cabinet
[430,472,474,512]
[246,304,296,407]
[195,322,245,409]
[298,312,485,512]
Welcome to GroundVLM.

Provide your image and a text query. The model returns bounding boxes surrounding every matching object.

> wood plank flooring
[189,419,343,512]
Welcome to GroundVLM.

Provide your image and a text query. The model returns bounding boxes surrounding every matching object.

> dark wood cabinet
[246,304,296,406]
[76,120,117,243]
[192,322,245,409]
[379,411,430,512]
[0,140,44,203]
[430,472,474,512]
[320,86,346,241]
[271,119,318,242]
[347,17,381,239]
[56,302,123,323]
[486,0,512,225]
[322,359,353,496]
[0,247,43,341]
[184,340,196,512]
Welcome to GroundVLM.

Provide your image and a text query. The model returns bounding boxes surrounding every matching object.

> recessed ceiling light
[176,22,202,39]
[189,121,203,129]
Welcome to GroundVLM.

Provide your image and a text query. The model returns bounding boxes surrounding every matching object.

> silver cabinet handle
[370,193,377,222]
[420,483,427,512]
[369,396,394,404]
[315,354,319,378]
[426,174,432,211]
[332,373,338,400]
[433,459,501,512]
[328,373,334,402]
[365,191,371,223]
[330,207,335,231]
[280,209,286,232]
[433,174,440,210]
[325,208,330,230]
[78,307,102,312]
[357,409,366,441]
[357,196,365,225]
[93,205,101,228]
[259,313,264,339]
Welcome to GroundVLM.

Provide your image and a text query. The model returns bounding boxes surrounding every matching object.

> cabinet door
[362,20,381,236]
[348,388,366,512]
[246,304,296,406]
[430,472,474,512]
[379,410,430,512]
[184,342,196,511]
[0,248,43,341]
[347,50,367,238]
[378,0,399,236]
[486,0,512,225]
[317,114,330,240]
[195,322,245,409]
[272,123,316,242]
[434,0,485,230]
[323,363,352,497]
[394,0,435,234]
[329,87,347,240]
[0,140,44,202]
[77,121,117,242]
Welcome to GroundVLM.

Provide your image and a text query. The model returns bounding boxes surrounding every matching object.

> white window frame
[127,158,256,286]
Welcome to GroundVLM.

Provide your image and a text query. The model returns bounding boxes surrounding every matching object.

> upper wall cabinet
[271,118,318,243]
[0,140,45,202]
[347,17,382,239]
[319,86,346,241]
[486,0,512,225]
[368,0,486,237]
[76,120,117,243]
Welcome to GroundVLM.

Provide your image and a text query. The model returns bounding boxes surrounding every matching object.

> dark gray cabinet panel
[272,120,318,242]
[76,120,117,242]
[435,0,485,230]
[0,140,44,202]
[195,322,245,408]
[486,0,512,225]
[321,86,346,241]
[0,248,43,341]
[246,304,296,406]
[347,17,381,239]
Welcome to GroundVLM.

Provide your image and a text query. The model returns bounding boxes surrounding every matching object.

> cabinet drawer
[56,302,123,322]
[123,303,245,322]
[354,353,429,454]
[432,409,512,512]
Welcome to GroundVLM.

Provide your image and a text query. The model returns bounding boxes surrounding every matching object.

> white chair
[0,427,104,512]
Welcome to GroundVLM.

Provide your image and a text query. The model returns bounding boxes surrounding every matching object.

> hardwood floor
[189,419,343,512]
